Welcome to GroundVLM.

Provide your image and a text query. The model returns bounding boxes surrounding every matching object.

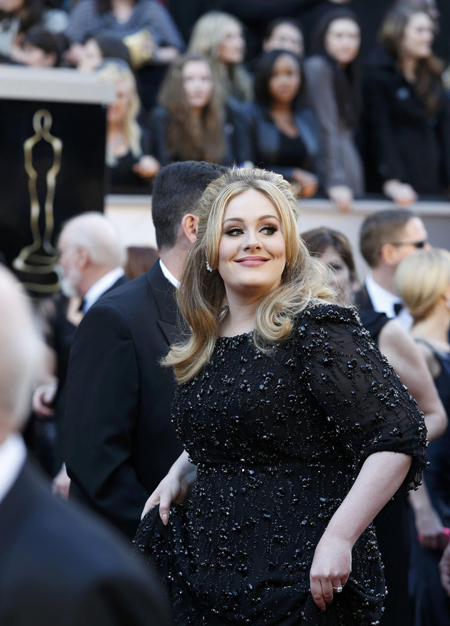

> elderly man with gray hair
[0,266,169,626]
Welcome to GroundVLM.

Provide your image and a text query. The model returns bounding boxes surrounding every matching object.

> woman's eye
[329,264,343,272]
[261,225,278,235]
[225,227,243,236]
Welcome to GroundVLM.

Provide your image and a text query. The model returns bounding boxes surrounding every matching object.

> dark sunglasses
[389,239,428,249]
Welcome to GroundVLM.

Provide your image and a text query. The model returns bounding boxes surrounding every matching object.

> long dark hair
[311,8,361,128]
[302,227,357,283]
[254,49,304,111]
[158,54,226,164]
[380,7,444,116]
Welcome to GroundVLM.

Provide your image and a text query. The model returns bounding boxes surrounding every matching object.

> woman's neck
[399,54,418,83]
[220,293,266,337]
[412,304,450,347]
[107,121,126,138]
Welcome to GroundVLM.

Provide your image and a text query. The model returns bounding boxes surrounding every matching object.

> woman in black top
[244,50,321,197]
[364,7,450,203]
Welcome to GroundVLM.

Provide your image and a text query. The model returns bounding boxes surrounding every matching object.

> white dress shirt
[159,259,180,289]
[365,273,413,330]
[83,267,125,313]
[0,433,27,505]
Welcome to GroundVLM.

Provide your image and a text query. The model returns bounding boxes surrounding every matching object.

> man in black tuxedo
[0,266,169,626]
[32,212,128,497]
[354,208,430,330]
[64,161,227,538]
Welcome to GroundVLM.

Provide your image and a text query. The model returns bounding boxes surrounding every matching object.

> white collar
[365,273,413,330]
[0,433,26,505]
[83,267,125,313]
[159,259,180,289]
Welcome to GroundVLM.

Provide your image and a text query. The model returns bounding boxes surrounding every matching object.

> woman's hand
[414,501,448,550]
[292,169,318,198]
[141,451,197,524]
[383,179,417,206]
[309,533,352,611]
[327,185,353,212]
[133,155,160,179]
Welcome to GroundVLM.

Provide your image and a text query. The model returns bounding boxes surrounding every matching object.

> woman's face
[319,245,353,303]
[324,18,360,66]
[218,188,286,300]
[218,22,245,65]
[78,39,102,72]
[182,60,214,110]
[264,23,304,57]
[400,12,434,60]
[0,0,23,13]
[19,42,56,67]
[268,54,301,106]
[107,78,131,125]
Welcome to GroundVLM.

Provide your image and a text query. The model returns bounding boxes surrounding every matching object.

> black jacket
[64,262,184,538]
[363,47,450,195]
[148,102,249,166]
[241,101,323,184]
[0,457,170,626]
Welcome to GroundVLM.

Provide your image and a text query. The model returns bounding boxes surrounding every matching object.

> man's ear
[76,247,90,269]
[379,243,397,267]
[181,214,199,244]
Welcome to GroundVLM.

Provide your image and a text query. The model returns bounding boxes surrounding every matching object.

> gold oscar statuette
[13,109,63,295]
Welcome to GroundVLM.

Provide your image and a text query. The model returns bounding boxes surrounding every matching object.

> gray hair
[0,267,45,431]
[61,212,126,268]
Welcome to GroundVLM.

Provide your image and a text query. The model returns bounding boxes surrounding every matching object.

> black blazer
[64,262,184,538]
[241,101,323,184]
[0,458,170,626]
[363,47,450,195]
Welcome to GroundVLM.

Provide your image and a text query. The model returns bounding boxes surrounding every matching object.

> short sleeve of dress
[298,304,428,493]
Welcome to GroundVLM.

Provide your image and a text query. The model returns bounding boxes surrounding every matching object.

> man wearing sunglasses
[355,208,431,329]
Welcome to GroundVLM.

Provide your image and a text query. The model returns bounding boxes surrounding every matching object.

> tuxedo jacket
[353,284,375,312]
[0,458,170,626]
[64,262,184,538]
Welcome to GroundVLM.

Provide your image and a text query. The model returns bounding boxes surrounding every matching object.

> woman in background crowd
[11,25,66,66]
[244,49,320,197]
[262,17,304,57]
[149,54,245,166]
[188,11,252,105]
[304,9,364,212]
[396,249,450,626]
[364,7,450,204]
[98,61,160,191]
[0,0,67,61]
[302,225,447,626]
[77,34,130,71]
[64,0,184,68]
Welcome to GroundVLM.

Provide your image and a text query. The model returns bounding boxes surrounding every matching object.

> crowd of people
[2,1,450,625]
[1,0,450,207]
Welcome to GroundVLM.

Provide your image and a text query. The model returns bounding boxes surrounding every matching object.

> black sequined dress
[134,305,427,625]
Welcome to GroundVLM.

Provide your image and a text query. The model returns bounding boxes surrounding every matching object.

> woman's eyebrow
[223,214,280,224]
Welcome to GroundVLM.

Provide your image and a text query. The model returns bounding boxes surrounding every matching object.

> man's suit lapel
[145,262,186,346]
[353,284,375,311]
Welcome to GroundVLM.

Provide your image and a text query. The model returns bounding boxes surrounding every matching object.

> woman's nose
[243,230,262,250]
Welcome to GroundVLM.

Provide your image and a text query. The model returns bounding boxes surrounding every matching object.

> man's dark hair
[360,208,418,268]
[152,161,228,251]
[22,26,68,66]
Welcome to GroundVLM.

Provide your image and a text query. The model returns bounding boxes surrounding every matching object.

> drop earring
[206,259,213,272]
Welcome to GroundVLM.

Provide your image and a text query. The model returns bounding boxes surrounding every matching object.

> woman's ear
[181,214,199,244]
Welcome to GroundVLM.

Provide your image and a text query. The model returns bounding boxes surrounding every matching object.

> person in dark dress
[149,53,247,166]
[98,60,160,193]
[242,49,321,196]
[134,168,428,625]
[363,6,450,203]
[396,248,450,626]
[302,225,446,626]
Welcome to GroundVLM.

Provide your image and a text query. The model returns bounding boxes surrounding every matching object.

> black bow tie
[78,298,86,314]
[394,302,404,316]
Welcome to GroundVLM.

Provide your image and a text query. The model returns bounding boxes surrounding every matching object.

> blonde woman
[133,167,427,625]
[396,249,450,626]
[188,11,252,104]
[98,60,160,190]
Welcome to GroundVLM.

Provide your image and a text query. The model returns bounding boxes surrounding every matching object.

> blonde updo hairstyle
[395,248,450,322]
[164,167,335,384]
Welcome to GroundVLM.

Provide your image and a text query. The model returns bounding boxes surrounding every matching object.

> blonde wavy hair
[97,61,142,163]
[188,11,252,103]
[164,167,335,384]
[395,248,450,322]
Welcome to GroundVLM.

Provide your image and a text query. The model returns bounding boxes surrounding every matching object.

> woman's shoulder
[304,55,333,78]
[294,302,361,332]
